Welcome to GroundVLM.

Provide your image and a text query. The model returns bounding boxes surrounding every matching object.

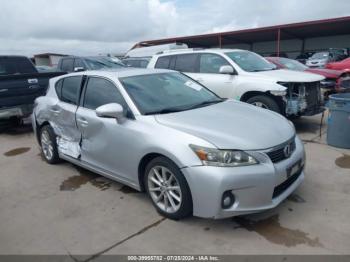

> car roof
[59,68,175,79]
[154,48,246,56]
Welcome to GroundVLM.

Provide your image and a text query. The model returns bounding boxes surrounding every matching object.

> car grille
[265,138,296,163]
[273,165,303,198]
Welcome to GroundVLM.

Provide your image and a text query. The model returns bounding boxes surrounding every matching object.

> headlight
[189,145,258,167]
[270,90,287,96]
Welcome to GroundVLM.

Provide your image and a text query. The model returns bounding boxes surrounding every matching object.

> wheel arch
[240,91,285,114]
[138,152,187,192]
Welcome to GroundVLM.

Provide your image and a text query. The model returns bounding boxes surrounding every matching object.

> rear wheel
[145,157,192,220]
[246,95,281,114]
[40,125,60,164]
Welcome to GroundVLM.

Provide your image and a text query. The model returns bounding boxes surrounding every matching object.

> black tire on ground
[246,95,281,114]
[144,156,193,220]
[39,125,61,164]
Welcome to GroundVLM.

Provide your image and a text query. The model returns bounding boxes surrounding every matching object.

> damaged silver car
[32,69,305,219]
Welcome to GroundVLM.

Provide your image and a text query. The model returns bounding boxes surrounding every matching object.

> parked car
[57,56,125,73]
[32,69,305,219]
[0,56,65,126]
[296,52,315,64]
[122,57,150,68]
[306,50,347,68]
[148,49,324,117]
[266,57,349,98]
[326,57,350,73]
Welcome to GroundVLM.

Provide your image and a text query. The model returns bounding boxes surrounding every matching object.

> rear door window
[0,58,15,75]
[61,58,74,72]
[55,79,63,99]
[0,57,36,75]
[174,54,199,73]
[61,76,83,105]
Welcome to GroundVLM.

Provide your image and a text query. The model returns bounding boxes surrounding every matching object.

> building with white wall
[33,53,67,67]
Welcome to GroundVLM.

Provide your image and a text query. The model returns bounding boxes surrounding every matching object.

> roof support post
[218,34,222,48]
[276,28,281,57]
[301,38,305,53]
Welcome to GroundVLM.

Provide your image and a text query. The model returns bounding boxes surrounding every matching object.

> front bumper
[182,136,305,219]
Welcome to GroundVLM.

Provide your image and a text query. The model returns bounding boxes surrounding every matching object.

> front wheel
[145,157,192,220]
[246,95,281,114]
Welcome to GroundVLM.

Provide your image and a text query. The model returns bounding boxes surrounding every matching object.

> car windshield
[278,58,308,71]
[85,57,125,70]
[311,52,329,59]
[225,51,276,72]
[120,72,223,115]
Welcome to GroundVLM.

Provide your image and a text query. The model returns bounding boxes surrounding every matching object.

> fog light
[221,191,235,209]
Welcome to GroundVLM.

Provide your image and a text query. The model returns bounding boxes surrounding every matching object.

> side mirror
[96,103,124,119]
[74,67,85,72]
[219,65,235,75]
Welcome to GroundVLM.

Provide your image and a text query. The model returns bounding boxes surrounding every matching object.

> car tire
[246,95,281,114]
[144,156,193,220]
[40,125,61,164]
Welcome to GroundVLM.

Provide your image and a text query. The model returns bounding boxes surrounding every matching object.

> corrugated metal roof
[133,16,350,49]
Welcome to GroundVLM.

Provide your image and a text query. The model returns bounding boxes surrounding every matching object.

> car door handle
[77,118,89,126]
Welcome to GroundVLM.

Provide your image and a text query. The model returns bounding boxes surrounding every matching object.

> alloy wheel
[41,130,53,160]
[147,166,182,213]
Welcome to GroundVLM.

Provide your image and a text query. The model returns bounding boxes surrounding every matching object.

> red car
[266,57,350,97]
[326,57,350,73]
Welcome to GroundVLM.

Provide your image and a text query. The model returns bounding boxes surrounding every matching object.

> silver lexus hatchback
[32,69,305,220]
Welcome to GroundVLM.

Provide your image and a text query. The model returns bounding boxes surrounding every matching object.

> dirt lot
[0,113,349,259]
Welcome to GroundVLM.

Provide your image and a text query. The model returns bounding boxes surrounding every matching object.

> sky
[0,0,349,56]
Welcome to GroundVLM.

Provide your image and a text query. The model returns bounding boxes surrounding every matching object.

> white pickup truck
[147,48,325,117]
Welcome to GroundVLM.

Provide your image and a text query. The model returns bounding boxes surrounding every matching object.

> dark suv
[57,56,125,73]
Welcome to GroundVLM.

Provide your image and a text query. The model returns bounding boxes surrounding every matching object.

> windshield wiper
[144,107,185,115]
[184,100,223,110]
[144,100,223,115]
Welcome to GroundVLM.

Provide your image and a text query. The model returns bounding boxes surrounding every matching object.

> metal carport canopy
[133,16,350,50]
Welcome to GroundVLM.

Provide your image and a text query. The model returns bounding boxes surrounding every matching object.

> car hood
[250,69,324,83]
[155,100,295,150]
[305,68,342,78]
